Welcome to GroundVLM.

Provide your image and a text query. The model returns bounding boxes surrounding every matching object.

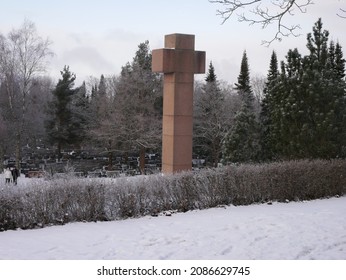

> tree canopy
[260,18,346,160]
[45,66,85,158]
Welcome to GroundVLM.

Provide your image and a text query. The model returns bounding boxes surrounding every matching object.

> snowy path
[1,196,346,260]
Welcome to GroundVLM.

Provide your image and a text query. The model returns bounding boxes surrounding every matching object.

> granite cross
[152,33,206,173]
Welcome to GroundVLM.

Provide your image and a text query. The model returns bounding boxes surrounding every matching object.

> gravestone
[152,34,206,173]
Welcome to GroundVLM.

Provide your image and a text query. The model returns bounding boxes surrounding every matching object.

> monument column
[152,34,206,173]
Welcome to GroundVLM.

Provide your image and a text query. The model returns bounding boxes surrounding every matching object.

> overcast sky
[1,0,345,85]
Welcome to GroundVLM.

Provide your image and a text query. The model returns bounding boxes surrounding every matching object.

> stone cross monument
[152,34,206,173]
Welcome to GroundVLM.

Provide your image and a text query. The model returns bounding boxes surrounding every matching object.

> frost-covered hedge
[0,159,345,231]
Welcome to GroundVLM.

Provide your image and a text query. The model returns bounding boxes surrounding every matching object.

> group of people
[4,166,19,185]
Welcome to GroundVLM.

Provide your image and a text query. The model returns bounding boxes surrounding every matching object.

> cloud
[63,46,114,70]
[48,46,117,84]
[47,29,146,84]
[104,28,140,43]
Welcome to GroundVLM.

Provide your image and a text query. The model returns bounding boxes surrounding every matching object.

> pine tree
[281,48,304,158]
[264,18,346,160]
[327,42,346,157]
[45,66,81,159]
[306,18,329,68]
[334,43,346,80]
[300,18,346,158]
[223,51,260,163]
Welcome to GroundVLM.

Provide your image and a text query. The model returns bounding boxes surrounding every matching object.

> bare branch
[337,8,346,18]
[209,0,314,45]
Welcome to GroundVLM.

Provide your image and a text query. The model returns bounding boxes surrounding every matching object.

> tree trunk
[15,130,21,169]
[139,146,146,174]
[107,140,113,170]
[108,150,113,170]
[0,145,4,171]
[57,142,62,162]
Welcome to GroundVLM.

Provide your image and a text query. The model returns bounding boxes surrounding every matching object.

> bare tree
[194,80,238,167]
[0,113,9,170]
[115,66,162,174]
[209,0,315,45]
[0,20,53,168]
[88,75,120,169]
[25,77,54,147]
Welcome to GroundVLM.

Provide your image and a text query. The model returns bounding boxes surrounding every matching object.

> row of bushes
[0,159,345,231]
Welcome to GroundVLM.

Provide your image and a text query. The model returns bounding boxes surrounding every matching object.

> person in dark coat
[11,167,19,185]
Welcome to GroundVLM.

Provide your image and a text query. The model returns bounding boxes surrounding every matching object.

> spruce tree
[90,74,109,126]
[133,40,152,71]
[235,50,254,109]
[260,51,279,161]
[223,51,260,163]
[98,74,107,96]
[205,61,217,83]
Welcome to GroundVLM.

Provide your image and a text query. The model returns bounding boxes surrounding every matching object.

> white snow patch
[1,195,345,260]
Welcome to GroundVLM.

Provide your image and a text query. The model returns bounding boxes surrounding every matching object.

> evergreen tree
[45,66,81,159]
[194,62,230,167]
[280,48,305,158]
[205,61,217,83]
[334,43,346,80]
[91,84,98,100]
[223,51,260,163]
[306,18,329,68]
[292,19,345,158]
[265,18,346,160]
[89,74,109,127]
[260,51,279,161]
[73,81,88,109]
[98,74,107,96]
[71,81,89,144]
[235,50,254,109]
[87,74,119,169]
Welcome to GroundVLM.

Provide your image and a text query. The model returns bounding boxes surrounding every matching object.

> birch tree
[0,20,53,168]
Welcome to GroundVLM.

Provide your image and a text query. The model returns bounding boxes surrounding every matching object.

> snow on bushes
[0,159,345,231]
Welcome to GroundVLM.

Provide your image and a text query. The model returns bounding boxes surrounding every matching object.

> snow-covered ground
[0,190,345,260]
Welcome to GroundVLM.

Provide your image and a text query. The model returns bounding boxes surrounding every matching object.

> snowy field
[0,175,345,260]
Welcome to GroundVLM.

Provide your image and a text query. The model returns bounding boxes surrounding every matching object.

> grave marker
[152,33,206,173]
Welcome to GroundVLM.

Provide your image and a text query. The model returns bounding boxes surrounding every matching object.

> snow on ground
[1,188,345,260]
